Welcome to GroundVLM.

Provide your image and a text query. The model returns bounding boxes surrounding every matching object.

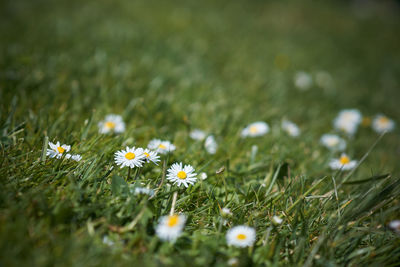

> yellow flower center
[379,117,389,125]
[237,234,247,240]
[125,152,135,160]
[159,144,166,149]
[249,126,258,134]
[339,155,350,165]
[144,152,150,158]
[177,171,187,179]
[105,121,116,129]
[57,146,65,154]
[167,215,179,227]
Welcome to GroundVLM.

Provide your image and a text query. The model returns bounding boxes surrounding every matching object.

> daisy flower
[388,220,400,235]
[372,114,395,133]
[166,162,197,188]
[333,109,362,136]
[204,135,218,154]
[272,216,283,225]
[65,154,82,162]
[294,71,312,91]
[148,139,176,154]
[98,114,125,134]
[329,153,357,171]
[320,134,346,151]
[199,172,208,180]
[221,207,232,216]
[282,120,301,137]
[114,147,146,169]
[155,214,186,241]
[228,258,239,266]
[133,187,155,197]
[102,236,115,246]
[143,148,160,165]
[226,225,256,248]
[47,141,71,159]
[241,121,269,138]
[190,129,206,141]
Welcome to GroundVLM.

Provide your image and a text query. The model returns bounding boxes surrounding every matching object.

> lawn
[1,0,400,266]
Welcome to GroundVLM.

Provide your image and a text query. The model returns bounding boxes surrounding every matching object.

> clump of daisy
[226,225,256,248]
[294,71,312,91]
[155,214,186,242]
[388,220,400,235]
[98,114,125,134]
[320,134,346,151]
[47,141,71,159]
[204,135,218,154]
[329,153,357,171]
[142,148,160,165]
[282,120,301,137]
[148,139,176,154]
[333,109,362,136]
[114,146,146,169]
[189,129,206,141]
[166,162,197,188]
[241,121,269,138]
[372,114,395,133]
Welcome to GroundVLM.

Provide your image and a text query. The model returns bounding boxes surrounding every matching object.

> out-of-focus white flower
[226,225,256,247]
[204,135,218,154]
[102,236,115,246]
[227,258,239,266]
[333,109,362,136]
[66,154,82,162]
[98,114,125,134]
[320,134,346,151]
[329,153,357,171]
[241,122,269,138]
[221,207,232,216]
[282,120,301,137]
[388,220,400,234]
[272,216,283,225]
[133,187,155,197]
[156,214,186,241]
[199,172,208,180]
[166,162,197,188]
[294,71,313,90]
[372,114,395,133]
[148,139,176,154]
[190,129,206,141]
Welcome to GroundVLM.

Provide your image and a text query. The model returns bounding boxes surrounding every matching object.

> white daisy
[114,147,146,169]
[204,135,218,154]
[65,154,82,162]
[294,71,313,91]
[102,236,115,246]
[199,172,208,180]
[190,129,206,141]
[47,141,71,159]
[227,258,239,266]
[166,162,197,188]
[221,207,232,216]
[320,134,346,151]
[226,225,256,248]
[329,153,357,171]
[142,148,160,165]
[282,120,301,137]
[148,139,176,154]
[133,187,155,197]
[98,114,125,134]
[333,109,362,136]
[372,114,395,133]
[388,220,400,234]
[272,216,283,225]
[155,214,186,241]
[241,121,269,138]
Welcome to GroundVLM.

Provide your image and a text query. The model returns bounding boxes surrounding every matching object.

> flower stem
[170,191,178,215]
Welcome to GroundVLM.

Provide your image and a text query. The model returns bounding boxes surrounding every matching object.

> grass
[1,0,400,266]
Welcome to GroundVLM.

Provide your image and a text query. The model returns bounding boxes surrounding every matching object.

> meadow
[1,0,400,266]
